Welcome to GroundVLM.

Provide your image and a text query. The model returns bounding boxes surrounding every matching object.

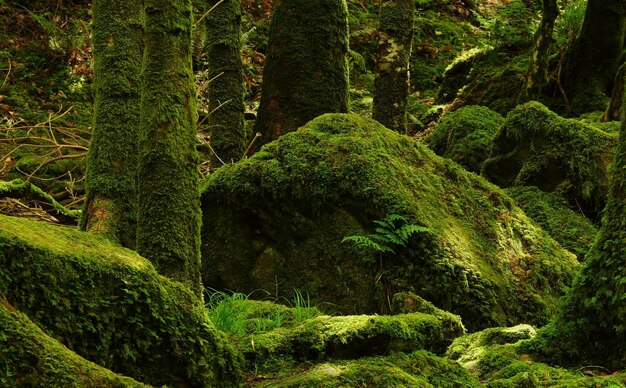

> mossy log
[242,311,464,364]
[82,0,142,247]
[372,0,415,133]
[0,298,147,387]
[482,101,617,220]
[0,214,241,387]
[253,0,349,145]
[137,0,203,297]
[204,0,246,164]
[201,113,577,331]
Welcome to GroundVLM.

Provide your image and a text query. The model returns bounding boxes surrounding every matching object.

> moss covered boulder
[426,105,504,173]
[201,113,577,331]
[0,214,241,387]
[0,298,146,387]
[506,186,598,259]
[482,101,617,220]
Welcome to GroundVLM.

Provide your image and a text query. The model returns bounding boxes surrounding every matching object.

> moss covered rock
[447,326,626,387]
[426,105,504,173]
[0,298,146,387]
[201,113,577,331]
[482,102,617,219]
[262,350,481,387]
[506,186,598,259]
[0,214,241,387]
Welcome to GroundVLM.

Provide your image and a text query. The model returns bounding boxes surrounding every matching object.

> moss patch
[506,186,597,259]
[260,350,481,387]
[0,214,241,387]
[0,297,146,387]
[482,101,617,220]
[426,105,504,173]
[201,113,577,331]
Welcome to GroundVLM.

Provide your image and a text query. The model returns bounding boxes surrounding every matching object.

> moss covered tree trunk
[544,67,626,369]
[372,0,415,133]
[253,0,349,146]
[81,0,143,248]
[603,63,625,122]
[205,0,246,164]
[519,0,558,102]
[562,0,626,115]
[137,0,202,298]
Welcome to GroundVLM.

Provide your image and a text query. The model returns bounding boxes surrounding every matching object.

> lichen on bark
[372,0,415,133]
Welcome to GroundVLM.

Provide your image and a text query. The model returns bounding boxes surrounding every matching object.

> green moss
[240,311,464,368]
[426,105,504,173]
[82,0,142,247]
[0,179,81,222]
[447,326,626,387]
[449,51,531,114]
[204,0,246,163]
[372,0,415,133]
[506,186,597,259]
[0,298,146,387]
[482,101,617,220]
[137,0,202,296]
[0,214,241,387]
[253,0,349,145]
[263,350,481,387]
[202,113,577,331]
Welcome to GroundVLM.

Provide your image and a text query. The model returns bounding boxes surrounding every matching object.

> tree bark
[519,0,558,102]
[562,0,626,115]
[81,0,142,248]
[372,0,415,133]
[205,0,246,164]
[137,0,203,298]
[254,0,349,146]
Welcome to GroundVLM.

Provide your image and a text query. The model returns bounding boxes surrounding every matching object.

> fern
[342,214,432,261]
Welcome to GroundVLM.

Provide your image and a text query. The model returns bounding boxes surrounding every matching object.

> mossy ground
[0,214,241,387]
[202,113,577,331]
[482,101,617,220]
[426,105,504,173]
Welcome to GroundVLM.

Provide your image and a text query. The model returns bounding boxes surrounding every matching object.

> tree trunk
[603,62,625,122]
[205,0,246,164]
[81,0,142,248]
[562,0,626,115]
[137,0,203,298]
[372,0,415,133]
[547,60,626,369]
[519,0,558,102]
[254,0,349,146]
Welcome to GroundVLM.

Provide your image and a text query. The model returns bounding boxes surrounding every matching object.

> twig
[195,0,226,26]
[1,57,11,89]
[574,365,612,374]
[242,132,262,159]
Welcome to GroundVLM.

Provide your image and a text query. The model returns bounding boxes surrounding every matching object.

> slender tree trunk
[205,0,246,164]
[254,0,349,146]
[603,62,625,122]
[81,0,142,248]
[562,0,626,115]
[137,0,203,298]
[372,0,415,133]
[519,0,558,102]
[547,62,626,369]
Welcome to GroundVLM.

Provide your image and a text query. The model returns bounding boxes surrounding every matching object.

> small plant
[205,290,252,335]
[286,289,318,323]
